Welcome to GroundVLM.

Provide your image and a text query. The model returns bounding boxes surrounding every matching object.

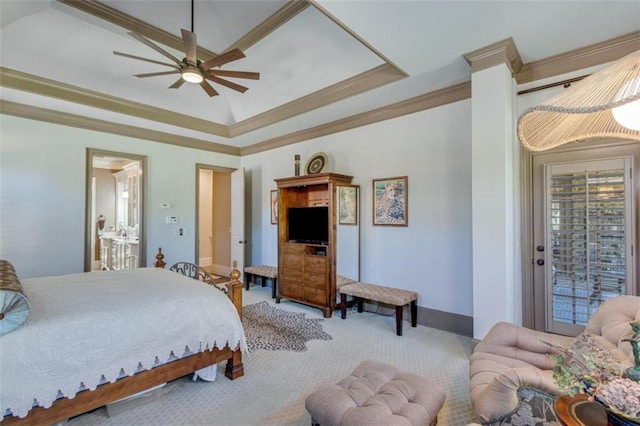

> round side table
[555,394,608,426]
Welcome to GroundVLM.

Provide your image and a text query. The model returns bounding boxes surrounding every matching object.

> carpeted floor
[69,285,479,425]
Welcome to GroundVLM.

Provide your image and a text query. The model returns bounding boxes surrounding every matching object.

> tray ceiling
[1,1,638,152]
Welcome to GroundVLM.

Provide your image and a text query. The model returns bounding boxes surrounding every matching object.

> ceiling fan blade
[206,74,248,93]
[113,51,180,69]
[181,29,197,66]
[128,32,183,66]
[169,78,186,89]
[135,70,181,78]
[200,49,246,70]
[200,80,219,97]
[208,70,260,80]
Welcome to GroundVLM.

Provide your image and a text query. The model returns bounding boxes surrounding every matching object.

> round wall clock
[305,152,328,174]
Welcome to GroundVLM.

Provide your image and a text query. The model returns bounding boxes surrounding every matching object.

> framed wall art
[337,185,358,225]
[270,190,278,225]
[372,176,408,226]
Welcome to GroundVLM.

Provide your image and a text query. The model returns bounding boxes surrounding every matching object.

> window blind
[549,168,627,326]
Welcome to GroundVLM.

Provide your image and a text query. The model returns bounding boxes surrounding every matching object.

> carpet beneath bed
[242,301,332,352]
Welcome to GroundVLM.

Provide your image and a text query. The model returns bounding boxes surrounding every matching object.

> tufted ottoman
[305,360,445,426]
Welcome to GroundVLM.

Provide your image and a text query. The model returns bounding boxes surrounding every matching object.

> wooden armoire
[274,173,354,317]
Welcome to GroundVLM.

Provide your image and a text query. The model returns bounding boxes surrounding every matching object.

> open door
[231,167,246,280]
[85,149,146,272]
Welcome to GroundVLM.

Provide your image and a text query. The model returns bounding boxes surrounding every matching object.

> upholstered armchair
[469,295,640,422]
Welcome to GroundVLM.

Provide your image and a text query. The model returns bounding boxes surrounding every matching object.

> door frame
[194,163,236,272]
[521,139,639,331]
[84,148,147,272]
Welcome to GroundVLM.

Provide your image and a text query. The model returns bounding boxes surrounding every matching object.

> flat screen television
[287,206,329,245]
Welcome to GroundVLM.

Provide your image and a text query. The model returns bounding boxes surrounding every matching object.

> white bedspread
[0,268,247,419]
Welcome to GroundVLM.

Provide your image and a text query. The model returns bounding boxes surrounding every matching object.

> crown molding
[0,100,240,156]
[0,75,468,158]
[0,67,230,137]
[309,0,408,77]
[228,1,310,52]
[230,63,406,137]
[461,31,638,84]
[240,81,471,155]
[517,31,640,84]
[57,0,219,59]
[2,15,634,158]
[0,63,405,140]
[463,37,523,75]
[59,0,309,61]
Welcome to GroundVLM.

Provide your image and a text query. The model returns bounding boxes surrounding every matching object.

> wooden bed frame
[3,251,244,425]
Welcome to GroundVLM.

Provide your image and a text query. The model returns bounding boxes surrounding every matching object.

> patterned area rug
[242,301,332,352]
[485,388,560,425]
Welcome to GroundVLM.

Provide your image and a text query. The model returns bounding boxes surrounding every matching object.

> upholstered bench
[305,360,445,426]
[337,275,357,289]
[243,265,278,298]
[339,282,418,336]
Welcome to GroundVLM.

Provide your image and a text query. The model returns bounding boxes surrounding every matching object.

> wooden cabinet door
[280,279,304,299]
[303,287,327,305]
[304,256,327,273]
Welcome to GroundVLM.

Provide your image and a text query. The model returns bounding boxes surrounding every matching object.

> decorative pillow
[0,260,30,335]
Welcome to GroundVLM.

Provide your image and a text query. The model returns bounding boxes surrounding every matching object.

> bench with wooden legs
[243,265,278,298]
[339,282,418,336]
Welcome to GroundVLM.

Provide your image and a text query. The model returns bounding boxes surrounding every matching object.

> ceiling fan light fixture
[182,67,203,84]
[115,0,257,98]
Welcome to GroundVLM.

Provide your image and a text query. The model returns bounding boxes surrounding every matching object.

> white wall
[0,115,239,278]
[241,100,474,316]
[0,59,629,325]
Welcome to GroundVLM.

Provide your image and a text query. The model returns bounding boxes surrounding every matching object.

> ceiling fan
[113,0,259,97]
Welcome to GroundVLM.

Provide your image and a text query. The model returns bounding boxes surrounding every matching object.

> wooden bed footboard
[3,251,245,425]
[3,345,242,426]
[161,252,245,379]
[166,256,244,319]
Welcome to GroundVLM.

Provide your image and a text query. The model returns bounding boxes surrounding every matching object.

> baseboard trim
[360,301,473,337]
[410,305,473,338]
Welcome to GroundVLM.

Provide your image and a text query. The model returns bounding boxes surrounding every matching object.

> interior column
[464,40,522,340]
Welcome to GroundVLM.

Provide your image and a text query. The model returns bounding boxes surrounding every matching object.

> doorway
[85,149,146,272]
[197,167,231,276]
[528,140,639,335]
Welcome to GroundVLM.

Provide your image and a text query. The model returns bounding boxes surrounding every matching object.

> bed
[0,257,246,425]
